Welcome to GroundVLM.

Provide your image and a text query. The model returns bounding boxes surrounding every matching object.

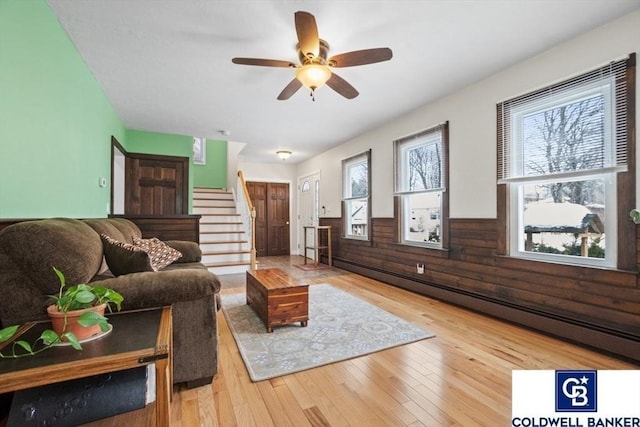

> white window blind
[497,56,631,182]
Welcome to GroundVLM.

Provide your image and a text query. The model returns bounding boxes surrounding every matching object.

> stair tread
[201,230,243,234]
[205,261,251,267]
[202,250,251,255]
[199,222,243,225]
[198,213,241,217]
[200,240,249,244]
[194,188,228,192]
[194,204,234,207]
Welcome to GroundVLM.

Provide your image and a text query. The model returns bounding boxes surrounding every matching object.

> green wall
[0,0,126,218]
[0,1,228,219]
[193,140,227,189]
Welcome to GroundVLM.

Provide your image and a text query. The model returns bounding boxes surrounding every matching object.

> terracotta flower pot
[47,303,107,341]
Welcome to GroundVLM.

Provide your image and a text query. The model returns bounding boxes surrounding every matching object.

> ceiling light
[276,150,292,160]
[295,63,331,90]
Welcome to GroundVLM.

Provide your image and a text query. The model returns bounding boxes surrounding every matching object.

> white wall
[226,141,246,191]
[297,10,640,219]
[112,146,125,214]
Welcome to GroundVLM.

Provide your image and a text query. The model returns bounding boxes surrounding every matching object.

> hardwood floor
[170,256,638,426]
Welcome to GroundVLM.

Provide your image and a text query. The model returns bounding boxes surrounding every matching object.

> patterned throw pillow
[133,237,182,271]
[100,234,153,276]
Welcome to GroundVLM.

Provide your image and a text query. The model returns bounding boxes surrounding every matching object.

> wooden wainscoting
[110,215,201,243]
[320,217,640,362]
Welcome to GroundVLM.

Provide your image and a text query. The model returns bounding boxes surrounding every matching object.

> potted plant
[46,267,123,342]
[0,267,123,358]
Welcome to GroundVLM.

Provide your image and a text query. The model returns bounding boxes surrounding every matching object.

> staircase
[193,188,251,275]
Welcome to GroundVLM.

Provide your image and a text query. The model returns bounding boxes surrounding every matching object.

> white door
[298,172,320,258]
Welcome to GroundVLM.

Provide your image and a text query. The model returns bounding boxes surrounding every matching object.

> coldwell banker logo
[512,370,640,427]
[555,370,597,412]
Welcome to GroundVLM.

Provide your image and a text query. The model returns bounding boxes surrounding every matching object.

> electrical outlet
[416,263,424,274]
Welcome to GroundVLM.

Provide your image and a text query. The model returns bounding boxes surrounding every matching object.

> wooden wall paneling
[332,256,640,361]
[322,215,640,362]
[110,215,201,243]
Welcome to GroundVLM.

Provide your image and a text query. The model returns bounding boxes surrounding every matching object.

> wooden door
[247,181,290,257]
[267,182,290,256]
[247,181,267,257]
[125,154,188,215]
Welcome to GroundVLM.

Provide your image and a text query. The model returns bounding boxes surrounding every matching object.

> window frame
[342,150,371,241]
[393,122,450,250]
[496,54,636,270]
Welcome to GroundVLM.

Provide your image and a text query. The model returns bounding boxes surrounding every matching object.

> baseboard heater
[331,256,640,362]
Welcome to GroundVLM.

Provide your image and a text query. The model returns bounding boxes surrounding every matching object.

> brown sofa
[0,217,220,388]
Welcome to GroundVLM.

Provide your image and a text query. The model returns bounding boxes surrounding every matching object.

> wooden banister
[237,170,257,270]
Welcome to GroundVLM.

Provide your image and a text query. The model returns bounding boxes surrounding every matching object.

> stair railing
[236,170,257,270]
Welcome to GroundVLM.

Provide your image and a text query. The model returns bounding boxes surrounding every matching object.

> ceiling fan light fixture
[295,63,331,90]
[276,150,292,160]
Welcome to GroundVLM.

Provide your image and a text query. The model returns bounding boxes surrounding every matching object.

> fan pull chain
[310,88,316,102]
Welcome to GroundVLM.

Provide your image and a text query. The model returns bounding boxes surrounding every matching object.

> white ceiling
[46,0,639,164]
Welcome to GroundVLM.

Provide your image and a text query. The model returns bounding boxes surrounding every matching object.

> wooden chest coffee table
[246,268,309,333]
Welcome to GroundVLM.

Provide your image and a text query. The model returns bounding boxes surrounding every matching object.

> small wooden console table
[0,307,172,426]
[303,225,332,266]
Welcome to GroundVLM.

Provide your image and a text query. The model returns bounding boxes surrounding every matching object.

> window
[192,137,206,165]
[394,122,449,248]
[342,150,370,239]
[497,55,635,268]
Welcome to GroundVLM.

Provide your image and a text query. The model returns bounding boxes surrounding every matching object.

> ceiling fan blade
[328,48,393,67]
[295,11,320,60]
[326,73,359,99]
[277,78,303,100]
[232,57,296,68]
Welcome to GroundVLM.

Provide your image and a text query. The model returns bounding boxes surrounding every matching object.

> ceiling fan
[232,11,393,101]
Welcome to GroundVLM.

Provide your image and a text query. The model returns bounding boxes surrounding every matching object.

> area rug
[220,284,435,382]
[294,263,332,271]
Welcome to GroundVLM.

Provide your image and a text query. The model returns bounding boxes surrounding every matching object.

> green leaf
[41,329,60,346]
[74,290,96,305]
[98,321,110,332]
[63,332,82,350]
[107,291,124,311]
[57,294,73,310]
[77,311,107,327]
[92,286,108,297]
[0,325,19,343]
[53,266,66,287]
[14,340,33,354]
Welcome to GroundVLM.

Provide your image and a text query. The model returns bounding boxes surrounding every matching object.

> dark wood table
[246,268,309,333]
[0,307,172,426]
